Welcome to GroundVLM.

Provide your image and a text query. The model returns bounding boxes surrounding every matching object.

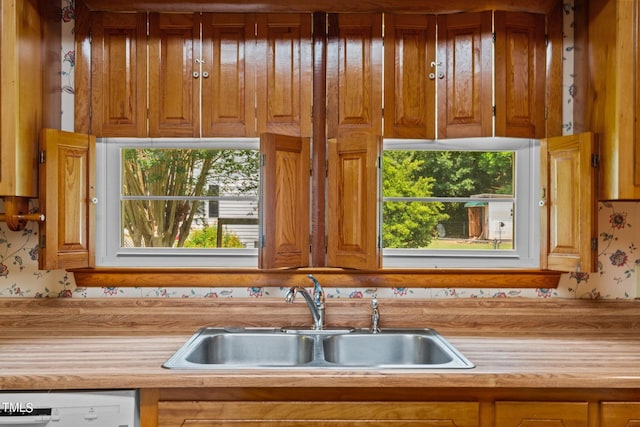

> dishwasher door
[0,390,138,427]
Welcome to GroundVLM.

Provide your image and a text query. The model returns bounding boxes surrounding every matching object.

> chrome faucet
[285,274,325,330]
[370,298,380,333]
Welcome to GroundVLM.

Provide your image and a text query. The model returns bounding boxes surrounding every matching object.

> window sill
[69,268,562,288]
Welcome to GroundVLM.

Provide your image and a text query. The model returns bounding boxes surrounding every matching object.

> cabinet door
[383,14,436,139]
[601,402,640,426]
[256,14,312,137]
[90,12,147,137]
[495,402,589,427]
[201,14,256,137]
[149,13,200,137]
[540,132,597,272]
[38,129,95,270]
[158,401,479,426]
[494,11,546,139]
[327,132,381,270]
[332,14,383,136]
[437,12,492,139]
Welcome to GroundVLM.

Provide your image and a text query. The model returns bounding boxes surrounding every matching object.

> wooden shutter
[327,132,381,270]
[260,133,310,269]
[256,14,312,137]
[148,13,200,137]
[38,129,96,270]
[540,132,597,272]
[384,14,436,139]
[90,12,147,137]
[437,12,492,139]
[495,11,546,139]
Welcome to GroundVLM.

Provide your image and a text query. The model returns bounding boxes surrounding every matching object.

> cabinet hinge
[89,31,92,44]
[591,154,599,168]
[492,32,496,43]
[260,234,265,248]
[261,154,266,167]
[544,34,549,47]
[325,159,329,178]
[39,151,46,164]
[544,106,548,120]
[492,105,496,117]
[591,237,598,251]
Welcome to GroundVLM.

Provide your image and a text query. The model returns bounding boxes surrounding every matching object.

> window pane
[121,148,259,249]
[382,149,514,250]
[383,150,514,198]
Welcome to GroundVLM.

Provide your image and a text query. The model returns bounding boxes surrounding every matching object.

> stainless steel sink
[163,327,474,370]
[185,333,315,366]
[323,331,457,367]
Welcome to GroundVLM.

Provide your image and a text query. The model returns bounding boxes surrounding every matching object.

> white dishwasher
[0,390,137,427]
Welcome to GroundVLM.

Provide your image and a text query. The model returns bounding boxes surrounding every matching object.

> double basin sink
[163,327,474,370]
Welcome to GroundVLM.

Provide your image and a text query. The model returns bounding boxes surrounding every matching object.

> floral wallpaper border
[1,1,638,299]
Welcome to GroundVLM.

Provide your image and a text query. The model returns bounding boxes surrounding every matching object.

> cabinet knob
[91,197,99,205]
[202,71,209,78]
[193,71,200,78]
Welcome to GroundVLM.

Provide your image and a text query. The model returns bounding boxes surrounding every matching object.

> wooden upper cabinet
[327,132,381,270]
[437,12,493,139]
[148,13,200,137]
[256,14,312,137]
[259,133,310,269]
[332,14,383,136]
[540,132,597,273]
[0,0,42,198]
[38,129,96,270]
[201,14,256,137]
[585,0,640,199]
[383,14,436,139]
[90,12,147,137]
[494,11,546,139]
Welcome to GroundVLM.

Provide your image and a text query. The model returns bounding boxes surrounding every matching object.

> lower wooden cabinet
[495,401,589,427]
[157,401,479,427]
[143,390,640,427]
[601,402,640,426]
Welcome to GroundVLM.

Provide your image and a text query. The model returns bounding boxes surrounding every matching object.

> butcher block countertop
[1,298,640,391]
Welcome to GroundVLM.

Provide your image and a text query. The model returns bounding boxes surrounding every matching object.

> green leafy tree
[122,149,259,248]
[413,151,513,238]
[382,151,448,248]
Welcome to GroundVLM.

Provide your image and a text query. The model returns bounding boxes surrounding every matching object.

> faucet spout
[285,274,325,330]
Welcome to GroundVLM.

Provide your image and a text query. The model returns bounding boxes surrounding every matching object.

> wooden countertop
[1,298,640,391]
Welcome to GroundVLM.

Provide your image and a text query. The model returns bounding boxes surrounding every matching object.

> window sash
[382,137,539,268]
[96,138,260,267]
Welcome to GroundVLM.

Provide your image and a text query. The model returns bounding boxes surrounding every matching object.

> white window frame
[96,137,260,267]
[97,137,539,269]
[382,137,540,268]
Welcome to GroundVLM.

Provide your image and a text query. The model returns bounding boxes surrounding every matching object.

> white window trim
[95,137,260,267]
[382,137,540,268]
[97,137,539,269]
